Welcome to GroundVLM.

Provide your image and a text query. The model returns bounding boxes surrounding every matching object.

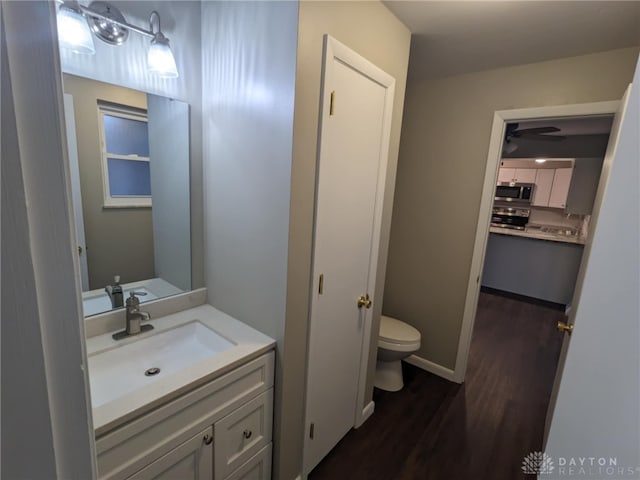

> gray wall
[2,2,95,477]
[63,75,154,289]
[201,3,410,479]
[60,0,204,290]
[285,3,410,479]
[384,46,640,371]
[200,2,298,479]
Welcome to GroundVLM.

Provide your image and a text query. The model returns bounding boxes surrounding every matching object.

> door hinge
[329,91,335,116]
[318,274,324,295]
[309,422,315,439]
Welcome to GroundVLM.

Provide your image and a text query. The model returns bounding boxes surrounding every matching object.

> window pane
[103,114,150,157]
[107,158,151,196]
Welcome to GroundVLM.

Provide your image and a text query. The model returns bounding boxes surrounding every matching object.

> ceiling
[513,116,614,136]
[383,1,640,81]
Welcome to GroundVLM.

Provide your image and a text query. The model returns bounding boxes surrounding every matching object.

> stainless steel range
[491,206,530,230]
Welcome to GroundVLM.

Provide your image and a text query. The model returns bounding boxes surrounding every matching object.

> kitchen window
[98,103,151,208]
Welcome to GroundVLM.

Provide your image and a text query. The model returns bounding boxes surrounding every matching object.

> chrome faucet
[112,291,153,340]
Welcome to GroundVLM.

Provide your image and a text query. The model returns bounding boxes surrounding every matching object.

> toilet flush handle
[357,294,372,309]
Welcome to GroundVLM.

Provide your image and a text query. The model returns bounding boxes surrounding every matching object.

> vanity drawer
[97,351,274,480]
[225,443,272,480]
[215,389,273,479]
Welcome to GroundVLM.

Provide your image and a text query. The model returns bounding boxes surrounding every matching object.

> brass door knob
[557,321,574,335]
[357,294,372,309]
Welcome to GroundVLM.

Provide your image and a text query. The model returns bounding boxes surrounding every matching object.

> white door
[544,54,639,467]
[63,94,90,291]
[304,36,395,474]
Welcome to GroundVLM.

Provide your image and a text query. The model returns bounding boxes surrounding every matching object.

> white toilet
[374,315,421,392]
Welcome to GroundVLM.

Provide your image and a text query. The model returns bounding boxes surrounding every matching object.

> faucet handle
[126,291,147,307]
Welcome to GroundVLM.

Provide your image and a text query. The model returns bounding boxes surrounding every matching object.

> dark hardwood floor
[308,291,565,480]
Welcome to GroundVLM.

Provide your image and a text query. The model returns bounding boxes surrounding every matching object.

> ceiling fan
[505,123,566,143]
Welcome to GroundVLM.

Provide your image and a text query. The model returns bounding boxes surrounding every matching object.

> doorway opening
[453,100,620,386]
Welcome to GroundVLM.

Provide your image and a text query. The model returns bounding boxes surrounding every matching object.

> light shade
[147,34,178,78]
[57,3,95,55]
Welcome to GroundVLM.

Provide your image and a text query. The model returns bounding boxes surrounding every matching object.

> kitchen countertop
[490,224,586,245]
[87,304,276,436]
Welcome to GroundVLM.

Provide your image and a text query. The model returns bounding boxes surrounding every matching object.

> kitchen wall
[385,46,640,371]
[63,75,154,289]
[60,0,204,290]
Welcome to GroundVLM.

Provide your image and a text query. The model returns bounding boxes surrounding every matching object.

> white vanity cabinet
[96,351,275,480]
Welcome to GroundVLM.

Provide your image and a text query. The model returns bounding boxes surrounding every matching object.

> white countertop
[490,225,586,245]
[87,304,275,436]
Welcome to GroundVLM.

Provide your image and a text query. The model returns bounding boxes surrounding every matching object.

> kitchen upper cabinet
[513,168,537,183]
[565,157,604,215]
[532,169,555,207]
[497,167,537,184]
[498,167,516,183]
[548,168,573,209]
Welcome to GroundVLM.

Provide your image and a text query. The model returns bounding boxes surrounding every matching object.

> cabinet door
[498,167,516,183]
[548,168,573,209]
[514,168,537,183]
[128,427,213,480]
[532,169,555,207]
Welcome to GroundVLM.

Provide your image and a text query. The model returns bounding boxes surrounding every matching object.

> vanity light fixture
[56,1,95,54]
[56,0,179,78]
[535,158,547,163]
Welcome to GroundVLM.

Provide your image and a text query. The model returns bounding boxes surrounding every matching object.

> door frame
[63,93,91,291]
[453,100,620,383]
[303,34,395,472]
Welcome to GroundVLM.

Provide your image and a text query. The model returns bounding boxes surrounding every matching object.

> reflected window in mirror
[98,104,152,208]
[62,74,192,317]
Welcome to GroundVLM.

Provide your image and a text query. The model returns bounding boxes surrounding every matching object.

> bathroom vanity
[86,293,276,480]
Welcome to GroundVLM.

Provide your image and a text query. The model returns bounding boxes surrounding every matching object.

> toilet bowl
[374,315,421,392]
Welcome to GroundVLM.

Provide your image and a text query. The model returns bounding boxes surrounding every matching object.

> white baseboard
[294,476,303,480]
[405,354,457,382]
[355,400,375,428]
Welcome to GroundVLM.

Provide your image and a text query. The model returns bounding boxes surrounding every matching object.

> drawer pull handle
[243,430,252,440]
[203,434,213,445]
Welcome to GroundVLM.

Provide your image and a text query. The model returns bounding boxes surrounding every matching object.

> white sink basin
[88,320,235,408]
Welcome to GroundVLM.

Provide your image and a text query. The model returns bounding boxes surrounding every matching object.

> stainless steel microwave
[495,183,534,205]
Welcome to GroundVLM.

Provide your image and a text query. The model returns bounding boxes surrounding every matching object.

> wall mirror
[62,73,191,316]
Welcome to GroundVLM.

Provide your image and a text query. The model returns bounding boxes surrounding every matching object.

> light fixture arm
[75,3,155,38]
[149,11,161,36]
[57,0,179,77]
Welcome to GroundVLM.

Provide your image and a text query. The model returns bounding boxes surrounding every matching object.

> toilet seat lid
[379,315,421,345]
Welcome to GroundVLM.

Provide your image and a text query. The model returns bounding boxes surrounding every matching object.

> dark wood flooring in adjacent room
[309,291,565,480]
